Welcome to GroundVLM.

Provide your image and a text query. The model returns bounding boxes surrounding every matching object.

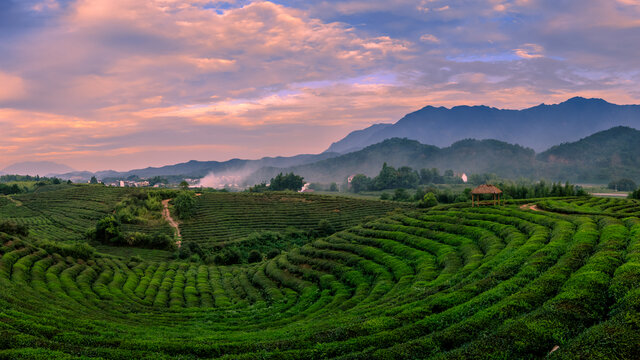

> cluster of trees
[350,164,463,193]
[0,175,70,194]
[498,180,587,199]
[608,178,638,192]
[173,191,196,219]
[308,182,339,192]
[174,220,337,265]
[89,190,178,250]
[384,180,588,205]
[89,215,175,250]
[0,183,23,195]
[0,220,29,237]
[630,188,640,200]
[250,172,305,192]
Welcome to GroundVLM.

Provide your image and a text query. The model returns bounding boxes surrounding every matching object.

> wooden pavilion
[471,184,502,207]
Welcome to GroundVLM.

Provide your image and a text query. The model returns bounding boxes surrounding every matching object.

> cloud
[0,72,26,102]
[1,0,640,171]
[514,43,545,59]
[420,34,440,43]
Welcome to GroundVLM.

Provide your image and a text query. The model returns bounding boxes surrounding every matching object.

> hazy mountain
[54,125,640,186]
[250,126,640,185]
[56,153,339,182]
[326,97,640,154]
[247,137,538,184]
[537,126,640,183]
[2,161,74,177]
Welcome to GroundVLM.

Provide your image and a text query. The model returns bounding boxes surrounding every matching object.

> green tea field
[1,187,639,359]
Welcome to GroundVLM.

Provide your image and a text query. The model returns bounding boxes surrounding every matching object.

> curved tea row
[1,200,639,359]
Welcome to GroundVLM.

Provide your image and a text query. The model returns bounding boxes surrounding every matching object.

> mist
[197,167,259,189]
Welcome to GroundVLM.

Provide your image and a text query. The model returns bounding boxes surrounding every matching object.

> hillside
[538,126,640,182]
[326,97,640,153]
[57,152,339,182]
[1,196,639,358]
[248,137,537,184]
[179,192,408,246]
[251,127,640,184]
[1,161,74,177]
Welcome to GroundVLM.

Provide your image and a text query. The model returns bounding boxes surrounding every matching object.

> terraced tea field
[1,193,639,359]
[0,185,135,242]
[180,192,410,246]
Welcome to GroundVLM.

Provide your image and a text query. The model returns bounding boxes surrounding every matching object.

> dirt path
[519,203,541,211]
[1,195,22,206]
[162,199,182,247]
[591,193,629,198]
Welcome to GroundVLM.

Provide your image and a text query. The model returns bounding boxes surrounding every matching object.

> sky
[1,0,640,172]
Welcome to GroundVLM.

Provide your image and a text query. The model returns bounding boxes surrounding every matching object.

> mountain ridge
[249,126,640,184]
[1,161,75,177]
[325,97,640,153]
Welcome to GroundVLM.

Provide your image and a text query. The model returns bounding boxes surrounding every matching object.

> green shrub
[173,191,196,219]
[0,220,29,237]
[248,250,263,263]
[214,247,242,265]
[418,192,438,208]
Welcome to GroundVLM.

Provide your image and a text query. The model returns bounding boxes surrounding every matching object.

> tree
[248,250,263,263]
[350,174,372,193]
[392,188,410,201]
[396,166,419,189]
[317,219,336,236]
[419,192,438,208]
[180,180,190,190]
[94,216,121,244]
[373,163,398,190]
[90,176,98,184]
[629,188,640,200]
[608,178,637,192]
[173,191,196,219]
[269,172,305,191]
[329,182,339,192]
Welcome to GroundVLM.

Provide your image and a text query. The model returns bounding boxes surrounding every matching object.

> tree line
[249,172,305,192]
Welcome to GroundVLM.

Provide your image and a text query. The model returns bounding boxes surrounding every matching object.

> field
[1,187,639,359]
[180,192,409,246]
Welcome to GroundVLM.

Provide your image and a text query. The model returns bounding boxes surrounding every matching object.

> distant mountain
[56,153,340,182]
[250,126,640,185]
[326,97,640,153]
[2,161,74,177]
[537,126,640,183]
[247,137,538,184]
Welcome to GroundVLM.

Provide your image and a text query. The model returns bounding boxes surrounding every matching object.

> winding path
[162,199,182,247]
[519,203,541,211]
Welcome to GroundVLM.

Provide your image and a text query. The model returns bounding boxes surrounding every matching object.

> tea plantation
[0,186,639,359]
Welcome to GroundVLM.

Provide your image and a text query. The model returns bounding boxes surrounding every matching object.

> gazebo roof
[471,184,502,195]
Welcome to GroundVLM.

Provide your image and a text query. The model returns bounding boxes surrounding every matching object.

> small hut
[471,184,502,207]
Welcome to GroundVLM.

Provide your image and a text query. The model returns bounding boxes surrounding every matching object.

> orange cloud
[0,72,27,102]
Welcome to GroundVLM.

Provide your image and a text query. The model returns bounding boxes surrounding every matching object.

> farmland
[0,186,639,359]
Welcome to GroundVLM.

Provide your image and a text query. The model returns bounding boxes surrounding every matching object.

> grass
[179,191,411,246]
[0,189,639,359]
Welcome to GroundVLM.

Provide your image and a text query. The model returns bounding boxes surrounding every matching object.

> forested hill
[248,126,640,184]
[247,138,537,184]
[325,97,640,153]
[537,126,640,183]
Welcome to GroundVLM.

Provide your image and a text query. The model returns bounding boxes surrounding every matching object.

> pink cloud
[0,72,27,102]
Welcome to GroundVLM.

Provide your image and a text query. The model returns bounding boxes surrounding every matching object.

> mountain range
[325,97,640,153]
[251,126,640,184]
[0,161,74,177]
[3,98,639,186]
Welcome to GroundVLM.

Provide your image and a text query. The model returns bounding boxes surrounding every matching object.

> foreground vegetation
[0,186,639,359]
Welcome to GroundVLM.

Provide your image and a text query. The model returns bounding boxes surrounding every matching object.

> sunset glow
[2,0,640,171]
